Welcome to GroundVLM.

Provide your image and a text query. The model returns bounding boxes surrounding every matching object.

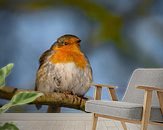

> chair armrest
[137,86,163,92]
[91,83,118,101]
[137,86,163,115]
[91,83,118,89]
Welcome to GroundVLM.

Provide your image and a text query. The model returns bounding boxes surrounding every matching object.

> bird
[35,34,92,112]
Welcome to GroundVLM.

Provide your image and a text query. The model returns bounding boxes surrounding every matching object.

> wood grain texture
[92,113,98,130]
[137,86,163,92]
[91,83,117,89]
[157,91,163,115]
[121,121,127,130]
[141,90,152,130]
[0,86,86,111]
[108,88,118,101]
[94,86,102,100]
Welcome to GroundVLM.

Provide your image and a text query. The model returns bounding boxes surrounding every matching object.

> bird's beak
[77,39,81,43]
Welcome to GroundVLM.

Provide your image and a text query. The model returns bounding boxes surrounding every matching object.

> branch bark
[0,86,87,111]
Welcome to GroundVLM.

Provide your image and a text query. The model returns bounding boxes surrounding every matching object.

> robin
[35,34,92,112]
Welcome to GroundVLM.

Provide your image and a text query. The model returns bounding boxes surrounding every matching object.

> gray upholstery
[86,100,163,122]
[85,69,163,123]
[123,69,163,106]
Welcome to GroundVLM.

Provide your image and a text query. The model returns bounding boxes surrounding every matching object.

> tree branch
[0,86,87,111]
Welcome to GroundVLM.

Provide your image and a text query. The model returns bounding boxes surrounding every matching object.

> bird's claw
[63,91,73,95]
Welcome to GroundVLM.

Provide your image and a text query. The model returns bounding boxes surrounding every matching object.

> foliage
[62,0,123,47]
[0,91,43,113]
[0,64,44,130]
[0,0,124,48]
[0,123,19,130]
[0,63,14,87]
[0,0,155,61]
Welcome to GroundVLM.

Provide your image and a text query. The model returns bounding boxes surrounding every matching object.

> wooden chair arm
[137,85,163,121]
[137,86,163,92]
[91,83,118,89]
[91,83,118,101]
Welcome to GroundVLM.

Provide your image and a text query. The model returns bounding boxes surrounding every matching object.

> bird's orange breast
[49,45,87,69]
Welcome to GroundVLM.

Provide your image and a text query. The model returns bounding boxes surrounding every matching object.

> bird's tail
[35,104,42,110]
[47,105,61,113]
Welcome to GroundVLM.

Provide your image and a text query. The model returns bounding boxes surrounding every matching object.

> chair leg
[121,121,127,130]
[141,123,148,130]
[141,90,152,130]
[92,113,98,130]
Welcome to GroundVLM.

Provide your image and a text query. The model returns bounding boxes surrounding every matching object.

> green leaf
[10,92,43,106]
[0,92,43,113]
[0,123,19,130]
[0,102,12,113]
[0,63,14,88]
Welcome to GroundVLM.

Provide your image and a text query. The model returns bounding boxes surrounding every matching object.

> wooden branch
[0,86,87,111]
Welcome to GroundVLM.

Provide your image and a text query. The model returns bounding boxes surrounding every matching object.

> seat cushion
[85,100,163,122]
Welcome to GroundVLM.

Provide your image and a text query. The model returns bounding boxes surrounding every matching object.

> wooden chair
[85,69,163,130]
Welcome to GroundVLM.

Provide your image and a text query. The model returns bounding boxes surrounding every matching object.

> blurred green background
[0,0,163,112]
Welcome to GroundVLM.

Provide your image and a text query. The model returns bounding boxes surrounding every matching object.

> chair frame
[91,83,163,130]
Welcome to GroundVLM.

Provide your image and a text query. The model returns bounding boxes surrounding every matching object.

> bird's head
[49,34,87,68]
[51,34,81,51]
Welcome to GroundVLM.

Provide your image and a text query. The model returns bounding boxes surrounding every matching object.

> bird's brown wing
[39,49,54,69]
[38,42,57,69]
[35,49,54,91]
[35,49,54,110]
[85,55,93,79]
[85,55,93,78]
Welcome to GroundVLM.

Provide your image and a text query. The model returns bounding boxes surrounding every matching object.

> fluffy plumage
[35,34,92,111]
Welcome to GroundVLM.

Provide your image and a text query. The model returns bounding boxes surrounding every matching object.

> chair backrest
[122,68,163,107]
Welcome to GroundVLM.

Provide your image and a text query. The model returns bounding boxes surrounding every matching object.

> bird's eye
[63,42,68,45]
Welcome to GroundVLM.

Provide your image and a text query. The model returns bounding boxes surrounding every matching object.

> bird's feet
[77,95,89,100]
[63,91,73,95]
